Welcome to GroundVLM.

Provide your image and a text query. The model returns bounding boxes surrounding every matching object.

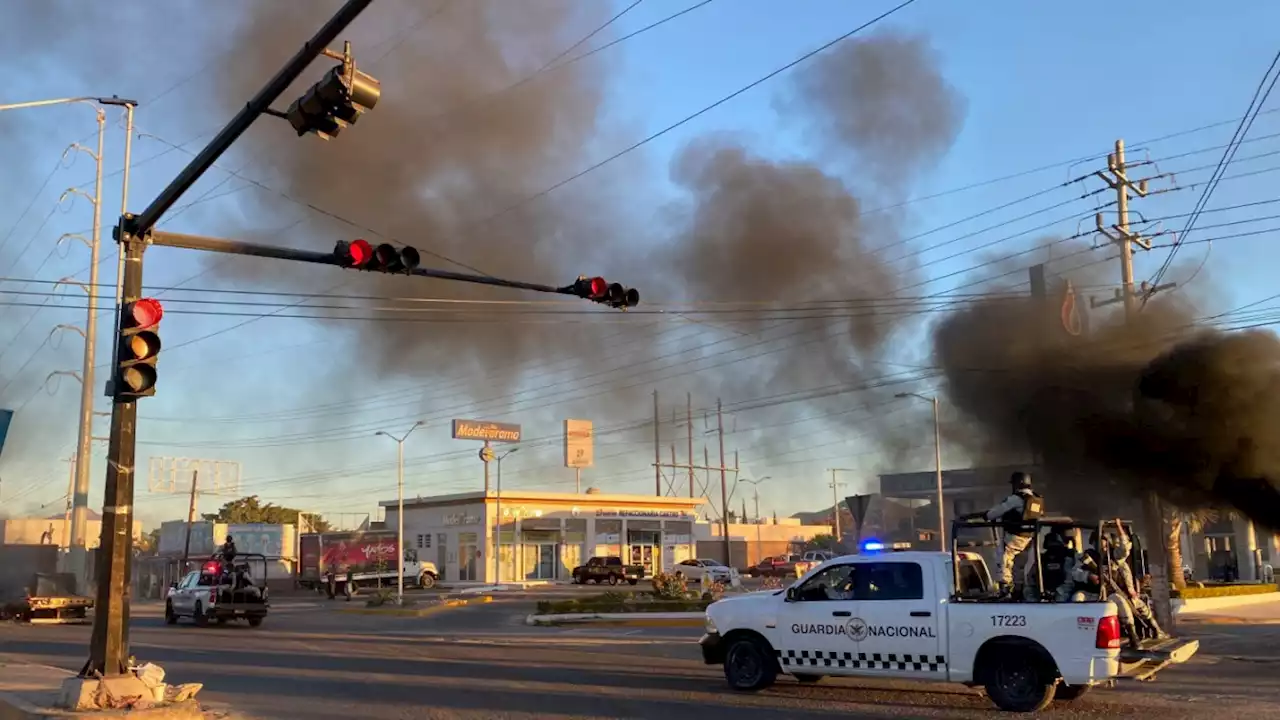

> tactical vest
[1041,543,1071,590]
[1000,491,1043,535]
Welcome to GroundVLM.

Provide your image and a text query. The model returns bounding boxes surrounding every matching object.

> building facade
[383,490,705,584]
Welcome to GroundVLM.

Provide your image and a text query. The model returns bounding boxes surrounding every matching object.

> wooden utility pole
[717,398,731,567]
[687,392,694,498]
[180,470,200,571]
[1093,138,1175,633]
[653,390,661,496]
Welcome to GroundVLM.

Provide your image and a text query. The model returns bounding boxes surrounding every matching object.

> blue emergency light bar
[860,539,913,553]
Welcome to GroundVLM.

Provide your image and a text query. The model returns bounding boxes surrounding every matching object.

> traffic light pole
[84,0,376,679]
[148,230,573,295]
[83,233,145,678]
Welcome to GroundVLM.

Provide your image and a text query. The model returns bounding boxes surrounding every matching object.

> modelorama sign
[594,508,695,519]
[451,419,522,443]
[792,617,937,641]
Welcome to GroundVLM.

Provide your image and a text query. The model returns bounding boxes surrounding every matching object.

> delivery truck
[298,530,438,591]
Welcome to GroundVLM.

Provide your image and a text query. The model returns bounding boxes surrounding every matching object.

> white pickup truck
[700,548,1199,712]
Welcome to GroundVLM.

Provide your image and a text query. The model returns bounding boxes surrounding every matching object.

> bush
[761,576,785,590]
[1173,583,1277,600]
[650,572,688,600]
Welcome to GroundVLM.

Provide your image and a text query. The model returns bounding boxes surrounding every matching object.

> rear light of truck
[1095,615,1121,649]
[209,589,217,604]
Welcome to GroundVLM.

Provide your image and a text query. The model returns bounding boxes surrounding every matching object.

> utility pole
[62,454,76,551]
[1093,138,1175,633]
[717,398,731,568]
[686,392,694,497]
[483,440,491,493]
[653,390,661,496]
[827,469,851,542]
[180,470,199,571]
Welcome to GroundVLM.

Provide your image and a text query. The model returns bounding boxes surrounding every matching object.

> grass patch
[536,591,712,615]
[1174,583,1277,600]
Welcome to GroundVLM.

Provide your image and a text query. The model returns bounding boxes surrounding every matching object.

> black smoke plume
[931,245,1280,530]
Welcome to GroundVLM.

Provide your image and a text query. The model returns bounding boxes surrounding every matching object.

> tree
[1167,507,1224,590]
[136,528,162,555]
[803,533,840,553]
[202,495,330,531]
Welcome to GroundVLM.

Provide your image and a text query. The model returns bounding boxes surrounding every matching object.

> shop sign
[444,513,481,526]
[594,509,695,519]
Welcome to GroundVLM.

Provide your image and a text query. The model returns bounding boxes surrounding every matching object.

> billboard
[158,520,217,558]
[225,523,293,558]
[451,419,521,443]
[564,419,594,468]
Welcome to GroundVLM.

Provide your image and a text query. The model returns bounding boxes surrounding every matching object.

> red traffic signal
[561,276,640,309]
[334,239,374,268]
[115,298,163,400]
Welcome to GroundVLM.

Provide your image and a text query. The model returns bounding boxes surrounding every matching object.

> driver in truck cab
[964,471,1043,598]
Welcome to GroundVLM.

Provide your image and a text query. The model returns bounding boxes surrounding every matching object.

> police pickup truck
[700,545,1199,712]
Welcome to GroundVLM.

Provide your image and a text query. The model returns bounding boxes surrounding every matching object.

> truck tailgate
[1117,637,1200,681]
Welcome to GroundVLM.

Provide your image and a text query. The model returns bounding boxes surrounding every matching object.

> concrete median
[338,595,494,617]
[525,611,704,627]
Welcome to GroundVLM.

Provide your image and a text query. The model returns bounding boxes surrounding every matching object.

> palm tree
[1167,508,1222,590]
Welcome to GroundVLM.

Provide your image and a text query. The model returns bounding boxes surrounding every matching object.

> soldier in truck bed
[963,471,1044,598]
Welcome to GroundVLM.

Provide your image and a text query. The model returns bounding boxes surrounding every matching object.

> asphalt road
[1,596,1277,719]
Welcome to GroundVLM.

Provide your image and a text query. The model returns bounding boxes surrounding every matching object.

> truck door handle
[911,611,932,617]
[832,611,851,617]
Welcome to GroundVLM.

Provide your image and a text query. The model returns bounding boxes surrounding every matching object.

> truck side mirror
[784,586,797,602]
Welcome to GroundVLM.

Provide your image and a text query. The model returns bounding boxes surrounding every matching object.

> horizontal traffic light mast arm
[129,0,374,238]
[149,230,577,296]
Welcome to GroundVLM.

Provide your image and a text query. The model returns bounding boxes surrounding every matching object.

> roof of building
[381,489,709,509]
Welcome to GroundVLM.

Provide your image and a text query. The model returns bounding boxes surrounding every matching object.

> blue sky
[1,0,1278,529]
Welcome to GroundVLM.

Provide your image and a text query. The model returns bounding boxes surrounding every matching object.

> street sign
[479,447,495,463]
[451,419,521,443]
[564,419,594,468]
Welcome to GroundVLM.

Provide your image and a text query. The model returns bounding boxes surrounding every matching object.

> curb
[1179,616,1280,625]
[339,595,493,617]
[525,611,703,627]
[0,692,205,719]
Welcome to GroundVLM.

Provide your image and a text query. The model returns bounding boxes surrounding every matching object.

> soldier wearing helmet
[971,471,1044,598]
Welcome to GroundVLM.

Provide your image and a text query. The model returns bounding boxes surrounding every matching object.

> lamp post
[376,420,425,606]
[0,95,137,591]
[826,470,852,546]
[896,392,945,550]
[492,447,519,584]
[740,476,770,561]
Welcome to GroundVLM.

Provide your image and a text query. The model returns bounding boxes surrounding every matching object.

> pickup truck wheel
[1054,684,1091,702]
[627,579,638,586]
[419,573,436,590]
[723,636,777,692]
[164,602,177,625]
[192,602,208,627]
[247,615,264,628]
[607,574,619,586]
[793,674,824,684]
[983,651,1055,713]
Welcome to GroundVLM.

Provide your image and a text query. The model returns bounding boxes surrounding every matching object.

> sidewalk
[1179,596,1280,625]
[0,661,243,719]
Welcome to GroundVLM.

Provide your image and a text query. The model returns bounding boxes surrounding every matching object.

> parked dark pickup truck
[571,556,645,586]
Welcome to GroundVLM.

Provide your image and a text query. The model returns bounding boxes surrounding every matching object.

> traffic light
[115,298,162,400]
[332,239,421,274]
[561,276,640,309]
[285,62,380,140]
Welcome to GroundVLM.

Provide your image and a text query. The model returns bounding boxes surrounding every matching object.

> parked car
[671,558,739,584]
[571,556,645,585]
[802,550,835,565]
[747,555,812,578]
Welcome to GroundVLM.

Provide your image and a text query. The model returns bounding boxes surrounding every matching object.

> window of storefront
[458,532,478,582]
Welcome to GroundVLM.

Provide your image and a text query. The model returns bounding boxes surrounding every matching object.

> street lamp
[0,95,136,592]
[493,447,519,584]
[826,470,852,545]
[376,420,425,605]
[896,392,945,550]
[740,476,770,560]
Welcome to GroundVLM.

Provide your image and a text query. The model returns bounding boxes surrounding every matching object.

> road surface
[1,595,1276,719]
